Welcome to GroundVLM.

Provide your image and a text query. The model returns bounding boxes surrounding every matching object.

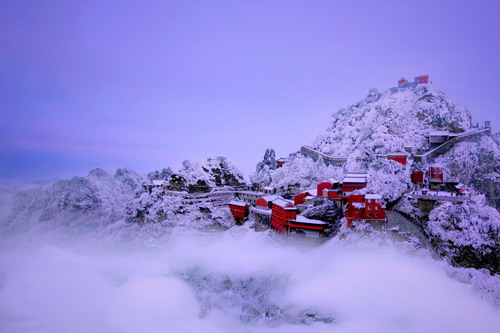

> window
[375,214,379,217]
[367,214,372,217]
[367,206,372,210]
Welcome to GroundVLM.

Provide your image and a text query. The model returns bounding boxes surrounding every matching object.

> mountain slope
[1,168,145,234]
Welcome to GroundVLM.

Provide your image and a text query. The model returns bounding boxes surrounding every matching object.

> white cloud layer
[0,227,499,333]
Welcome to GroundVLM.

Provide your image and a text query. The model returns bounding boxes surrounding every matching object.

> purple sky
[1,0,499,183]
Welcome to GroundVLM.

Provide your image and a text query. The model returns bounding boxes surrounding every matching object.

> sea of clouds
[0,223,499,333]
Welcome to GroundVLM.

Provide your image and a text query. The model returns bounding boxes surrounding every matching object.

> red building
[364,194,386,221]
[256,195,280,208]
[398,78,408,86]
[388,151,407,165]
[429,166,444,182]
[293,189,317,205]
[317,178,339,197]
[345,193,386,228]
[270,198,297,233]
[276,158,286,168]
[344,194,364,228]
[417,75,429,84]
[342,176,367,193]
[228,200,249,219]
[294,192,308,205]
[285,215,328,238]
[411,170,424,184]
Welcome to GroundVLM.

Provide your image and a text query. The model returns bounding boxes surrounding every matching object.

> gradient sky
[1,0,499,184]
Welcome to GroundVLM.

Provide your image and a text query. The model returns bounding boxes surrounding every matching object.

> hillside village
[3,76,498,275]
[137,76,497,271]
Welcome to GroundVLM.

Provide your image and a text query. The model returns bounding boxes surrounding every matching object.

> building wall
[255,198,268,208]
[389,156,407,165]
[229,204,249,219]
[294,193,307,205]
[317,182,333,197]
[365,199,386,220]
[411,170,424,184]
[271,205,297,233]
[342,183,366,193]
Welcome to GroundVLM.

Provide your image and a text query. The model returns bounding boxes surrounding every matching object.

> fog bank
[0,226,499,333]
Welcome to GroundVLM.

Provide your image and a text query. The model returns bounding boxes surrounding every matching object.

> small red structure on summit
[417,75,429,84]
[397,75,429,88]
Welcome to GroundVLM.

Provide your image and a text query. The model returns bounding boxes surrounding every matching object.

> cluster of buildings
[229,172,387,238]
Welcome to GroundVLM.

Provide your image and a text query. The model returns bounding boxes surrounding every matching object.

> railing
[409,193,471,202]
[415,128,490,163]
[386,211,458,266]
[386,211,442,260]
[300,145,348,165]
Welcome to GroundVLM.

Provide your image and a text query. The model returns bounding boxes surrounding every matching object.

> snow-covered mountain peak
[313,84,473,159]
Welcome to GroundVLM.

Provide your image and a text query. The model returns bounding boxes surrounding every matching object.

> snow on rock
[312,85,472,163]
[169,156,245,192]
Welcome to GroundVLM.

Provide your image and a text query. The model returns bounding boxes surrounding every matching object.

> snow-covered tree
[432,135,500,209]
[313,84,472,159]
[147,167,173,181]
[250,148,277,186]
[427,195,500,273]
[255,154,344,196]
[366,159,411,202]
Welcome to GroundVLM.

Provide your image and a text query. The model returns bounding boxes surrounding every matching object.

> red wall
[229,204,249,219]
[365,198,386,220]
[294,193,307,205]
[417,75,429,84]
[342,183,366,193]
[429,167,444,182]
[411,170,424,183]
[256,198,268,208]
[317,182,333,197]
[271,204,297,233]
[389,156,407,165]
